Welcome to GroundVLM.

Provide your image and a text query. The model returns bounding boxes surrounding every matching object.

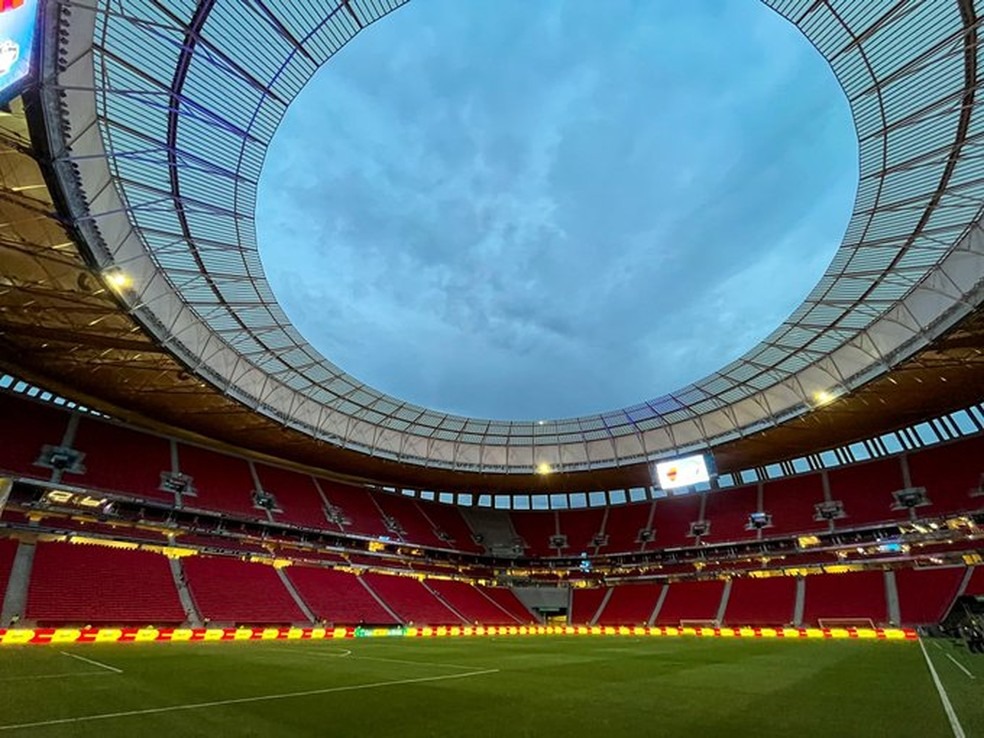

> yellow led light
[535,462,553,475]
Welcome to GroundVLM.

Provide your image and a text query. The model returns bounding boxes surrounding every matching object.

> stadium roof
[22,0,984,476]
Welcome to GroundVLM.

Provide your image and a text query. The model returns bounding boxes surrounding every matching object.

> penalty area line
[59,650,123,674]
[0,668,500,732]
[918,637,965,738]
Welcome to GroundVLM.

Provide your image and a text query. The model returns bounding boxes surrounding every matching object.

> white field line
[0,671,113,683]
[919,637,966,738]
[59,651,123,674]
[293,648,480,672]
[0,668,500,732]
[945,653,976,680]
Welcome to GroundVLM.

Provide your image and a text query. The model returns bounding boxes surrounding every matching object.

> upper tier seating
[427,579,520,624]
[361,573,464,625]
[479,587,534,623]
[654,580,725,625]
[25,541,185,624]
[177,444,263,520]
[570,587,607,624]
[558,508,606,553]
[801,571,886,626]
[256,464,331,530]
[907,436,984,516]
[601,502,651,553]
[318,481,390,538]
[73,418,174,502]
[0,392,69,480]
[895,567,964,625]
[651,495,701,549]
[596,583,663,625]
[182,555,305,623]
[828,458,908,528]
[762,475,828,536]
[511,511,559,557]
[373,492,445,548]
[723,576,796,626]
[285,566,396,624]
[702,486,758,543]
[414,500,482,553]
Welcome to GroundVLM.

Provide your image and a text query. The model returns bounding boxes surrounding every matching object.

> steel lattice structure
[34,0,984,474]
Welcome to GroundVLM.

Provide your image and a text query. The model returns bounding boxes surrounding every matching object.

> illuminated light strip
[0,626,917,644]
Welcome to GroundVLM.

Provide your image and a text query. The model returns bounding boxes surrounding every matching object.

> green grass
[0,637,978,737]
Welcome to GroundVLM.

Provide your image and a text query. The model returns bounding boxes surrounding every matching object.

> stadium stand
[596,582,663,625]
[965,567,984,597]
[478,587,535,624]
[426,579,520,624]
[907,436,984,515]
[25,542,185,624]
[0,537,18,606]
[722,576,797,626]
[0,393,69,480]
[651,495,702,549]
[285,566,397,624]
[895,567,964,626]
[702,485,759,542]
[654,580,726,625]
[176,444,263,520]
[558,508,606,553]
[828,459,908,527]
[570,587,608,624]
[413,499,483,553]
[801,571,887,626]
[373,492,446,548]
[511,511,559,557]
[361,573,464,625]
[72,418,174,502]
[255,464,330,530]
[317,481,390,538]
[182,555,306,623]
[601,501,651,553]
[761,475,828,535]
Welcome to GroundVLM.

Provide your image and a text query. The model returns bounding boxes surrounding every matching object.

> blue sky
[256,0,857,421]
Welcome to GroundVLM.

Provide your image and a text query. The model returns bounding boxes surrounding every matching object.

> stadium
[0,0,983,735]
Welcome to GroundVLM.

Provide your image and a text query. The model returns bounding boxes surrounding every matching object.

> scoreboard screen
[0,0,38,104]
[655,454,710,490]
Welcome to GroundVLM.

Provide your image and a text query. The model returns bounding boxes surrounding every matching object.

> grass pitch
[0,637,979,737]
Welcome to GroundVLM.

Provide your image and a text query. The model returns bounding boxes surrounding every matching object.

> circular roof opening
[258,0,857,421]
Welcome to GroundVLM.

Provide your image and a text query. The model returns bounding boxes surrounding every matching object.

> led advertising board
[655,454,711,490]
[0,0,38,104]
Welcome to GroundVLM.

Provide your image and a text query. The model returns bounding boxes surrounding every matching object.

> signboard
[0,0,38,104]
[655,454,711,490]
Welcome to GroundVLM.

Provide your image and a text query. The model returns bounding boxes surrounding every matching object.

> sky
[256,0,858,422]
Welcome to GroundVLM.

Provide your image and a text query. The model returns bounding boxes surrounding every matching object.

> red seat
[895,567,963,625]
[802,571,886,626]
[570,587,607,624]
[73,418,174,502]
[361,573,463,625]
[723,577,796,626]
[182,555,305,623]
[26,541,185,624]
[596,583,663,625]
[427,579,521,624]
[286,567,396,624]
[655,580,725,625]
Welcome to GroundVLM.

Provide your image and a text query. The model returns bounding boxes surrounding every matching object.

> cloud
[256,0,857,420]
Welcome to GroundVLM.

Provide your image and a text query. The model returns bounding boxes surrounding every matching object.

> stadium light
[535,462,552,475]
[103,268,133,292]
[813,390,835,406]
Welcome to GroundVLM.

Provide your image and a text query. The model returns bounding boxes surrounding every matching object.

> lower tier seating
[427,579,519,624]
[286,566,396,624]
[655,580,725,625]
[723,576,796,626]
[895,567,964,626]
[479,587,535,623]
[596,583,663,625]
[361,573,463,625]
[25,541,185,624]
[570,587,607,624]
[182,555,306,624]
[965,567,984,597]
[0,537,19,608]
[801,571,886,626]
